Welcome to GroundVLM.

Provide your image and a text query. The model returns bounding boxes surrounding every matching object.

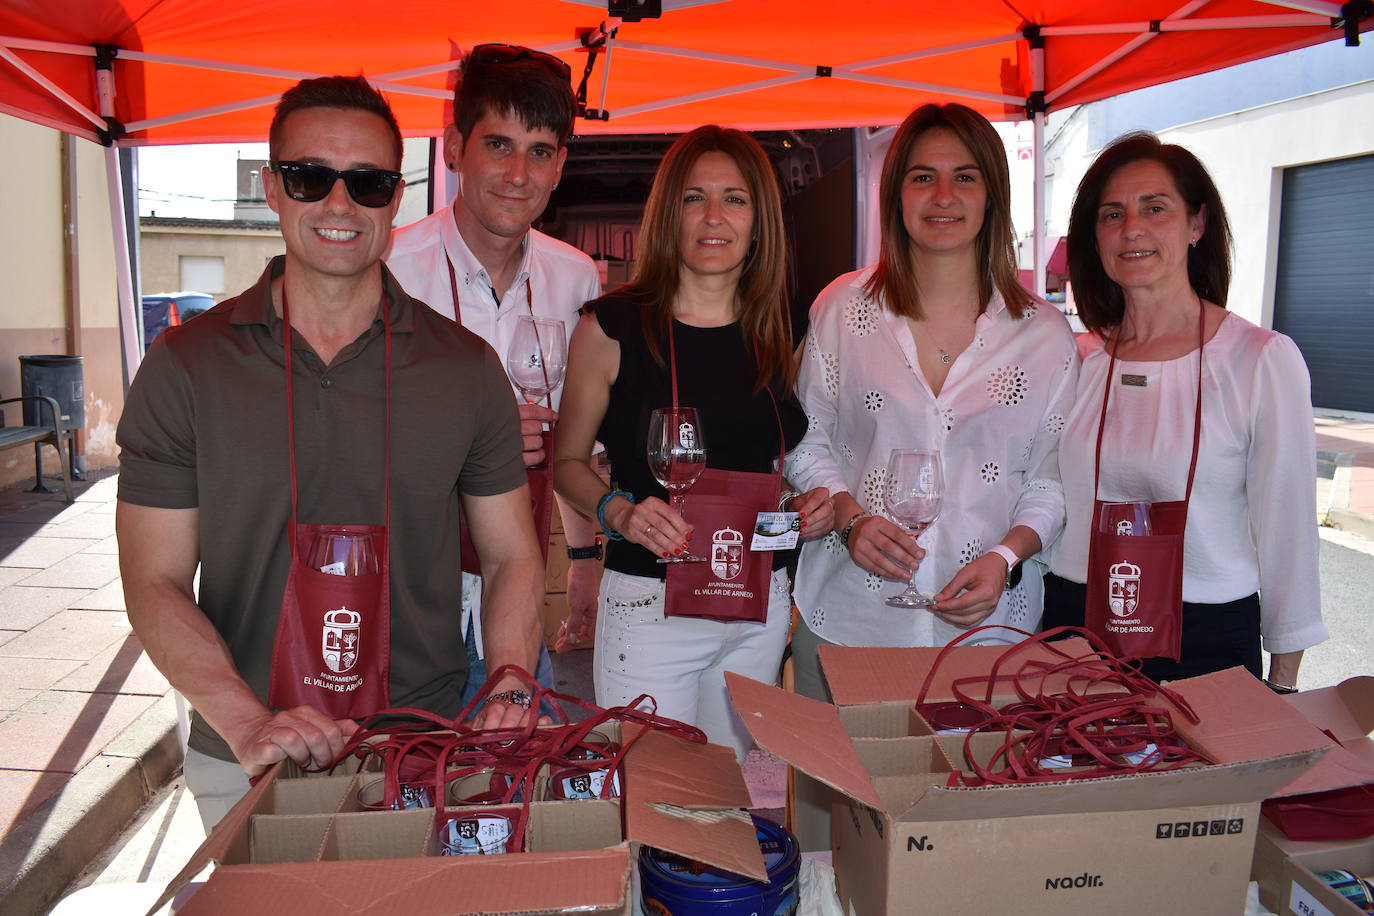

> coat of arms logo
[710,526,744,581]
[1107,561,1141,618]
[322,607,362,673]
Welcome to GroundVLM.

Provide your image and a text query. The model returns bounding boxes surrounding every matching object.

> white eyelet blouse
[785,267,1079,648]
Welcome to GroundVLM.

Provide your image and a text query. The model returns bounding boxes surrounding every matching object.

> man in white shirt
[387,44,602,698]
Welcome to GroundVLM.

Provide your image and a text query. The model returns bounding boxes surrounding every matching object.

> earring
[1190,238,1198,248]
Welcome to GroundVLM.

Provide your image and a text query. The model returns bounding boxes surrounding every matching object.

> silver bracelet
[487,689,532,708]
[778,489,801,512]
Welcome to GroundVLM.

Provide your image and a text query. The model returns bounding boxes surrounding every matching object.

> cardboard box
[727,642,1328,916]
[1251,677,1374,915]
[152,724,763,915]
[1252,817,1374,915]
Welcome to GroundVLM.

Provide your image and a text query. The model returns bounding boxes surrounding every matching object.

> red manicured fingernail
[799,511,807,519]
[800,521,808,529]
[674,548,683,555]
[661,552,670,558]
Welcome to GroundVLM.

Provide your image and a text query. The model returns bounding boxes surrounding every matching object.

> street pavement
[1,410,1371,915]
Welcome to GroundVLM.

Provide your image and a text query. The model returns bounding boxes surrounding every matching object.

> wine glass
[1098,501,1152,538]
[883,449,944,608]
[646,407,707,564]
[506,316,567,405]
[306,528,379,576]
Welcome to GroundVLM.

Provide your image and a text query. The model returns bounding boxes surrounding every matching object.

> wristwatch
[985,545,1020,589]
[566,541,603,561]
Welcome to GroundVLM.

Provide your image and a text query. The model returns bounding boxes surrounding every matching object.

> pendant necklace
[919,316,974,365]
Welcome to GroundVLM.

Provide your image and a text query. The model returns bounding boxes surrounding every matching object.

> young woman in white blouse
[1043,132,1327,688]
[785,103,1079,697]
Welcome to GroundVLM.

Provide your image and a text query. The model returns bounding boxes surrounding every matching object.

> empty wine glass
[646,407,707,564]
[306,528,379,576]
[883,449,944,609]
[506,316,567,405]
[1098,501,1153,538]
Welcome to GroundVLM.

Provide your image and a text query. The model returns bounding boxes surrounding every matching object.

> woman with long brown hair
[786,102,1079,693]
[553,125,830,758]
[782,101,1077,849]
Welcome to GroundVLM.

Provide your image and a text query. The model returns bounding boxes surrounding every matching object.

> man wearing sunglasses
[388,44,603,687]
[116,75,546,829]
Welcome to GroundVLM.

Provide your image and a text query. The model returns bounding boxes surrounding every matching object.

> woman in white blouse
[1043,132,1327,687]
[785,103,1078,699]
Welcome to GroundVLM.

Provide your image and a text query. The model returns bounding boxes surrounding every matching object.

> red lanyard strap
[911,626,1206,787]
[1092,301,1205,505]
[281,281,393,547]
[446,248,552,410]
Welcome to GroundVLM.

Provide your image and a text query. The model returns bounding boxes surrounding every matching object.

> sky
[137,143,269,220]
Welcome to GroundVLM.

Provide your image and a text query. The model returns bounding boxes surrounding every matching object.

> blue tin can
[639,816,799,916]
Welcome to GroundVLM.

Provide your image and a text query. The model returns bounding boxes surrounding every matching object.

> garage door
[1272,153,1374,413]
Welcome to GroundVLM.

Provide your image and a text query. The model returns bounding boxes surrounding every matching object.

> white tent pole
[614,73,808,118]
[95,61,141,382]
[1257,1,1342,14]
[833,71,1023,106]
[1033,112,1046,299]
[1048,0,1210,103]
[1030,32,1048,300]
[1042,13,1326,35]
[0,45,106,128]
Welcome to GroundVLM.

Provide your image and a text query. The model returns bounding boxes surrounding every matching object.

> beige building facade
[139,217,284,305]
[0,115,124,490]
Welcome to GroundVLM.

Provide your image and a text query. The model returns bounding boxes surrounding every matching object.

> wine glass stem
[908,532,922,590]
[670,493,685,517]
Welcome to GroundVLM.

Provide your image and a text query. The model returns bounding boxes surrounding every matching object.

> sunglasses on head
[269,160,402,208]
[468,43,572,81]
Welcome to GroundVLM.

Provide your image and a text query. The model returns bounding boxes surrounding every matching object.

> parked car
[141,291,213,351]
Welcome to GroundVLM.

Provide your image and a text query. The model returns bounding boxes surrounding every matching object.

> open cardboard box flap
[729,669,1323,822]
[621,724,766,881]
[899,750,1324,822]
[152,724,765,915]
[1286,677,1374,745]
[149,761,280,915]
[817,637,1105,706]
[176,849,632,916]
[1164,668,1374,798]
[726,671,884,810]
[1277,676,1374,791]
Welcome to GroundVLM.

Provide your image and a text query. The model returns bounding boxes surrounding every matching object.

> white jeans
[593,566,792,761]
[183,746,251,834]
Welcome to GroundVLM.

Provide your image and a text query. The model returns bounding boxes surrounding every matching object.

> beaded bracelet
[596,489,635,541]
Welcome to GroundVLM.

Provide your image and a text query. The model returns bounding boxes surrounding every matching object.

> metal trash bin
[19,354,84,486]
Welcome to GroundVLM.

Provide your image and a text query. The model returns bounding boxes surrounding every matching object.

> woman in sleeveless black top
[553,126,833,758]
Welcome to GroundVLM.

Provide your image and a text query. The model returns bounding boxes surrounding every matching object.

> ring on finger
[645,523,654,535]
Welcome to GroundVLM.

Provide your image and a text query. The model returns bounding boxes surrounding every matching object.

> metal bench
[0,395,74,502]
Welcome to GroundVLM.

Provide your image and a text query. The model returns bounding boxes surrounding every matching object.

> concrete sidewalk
[2,410,1373,915]
[0,471,181,916]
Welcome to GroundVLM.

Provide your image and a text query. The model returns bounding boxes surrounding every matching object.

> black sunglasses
[269,161,402,208]
[468,43,572,81]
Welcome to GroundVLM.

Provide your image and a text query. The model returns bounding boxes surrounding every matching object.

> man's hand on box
[232,706,358,777]
[469,673,552,730]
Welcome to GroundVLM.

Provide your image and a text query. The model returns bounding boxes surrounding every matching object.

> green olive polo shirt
[117,257,526,761]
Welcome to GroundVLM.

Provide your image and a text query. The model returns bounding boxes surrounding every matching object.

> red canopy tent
[2,0,1369,373]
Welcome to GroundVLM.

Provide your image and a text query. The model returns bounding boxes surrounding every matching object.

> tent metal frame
[0,0,1360,379]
